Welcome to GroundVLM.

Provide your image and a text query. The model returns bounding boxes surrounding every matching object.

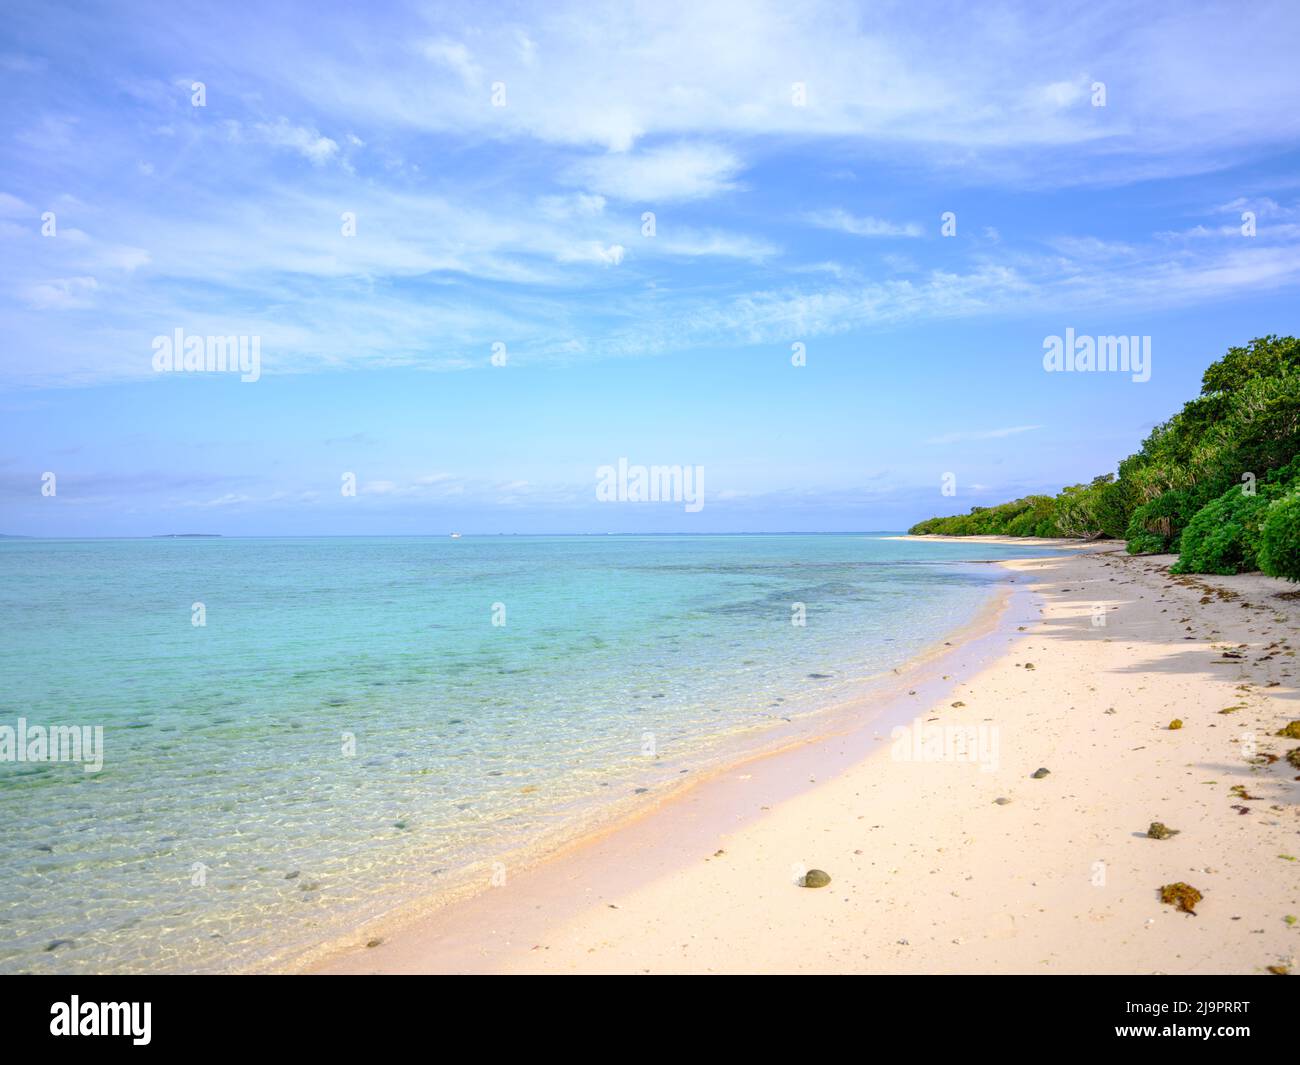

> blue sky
[2,0,1300,536]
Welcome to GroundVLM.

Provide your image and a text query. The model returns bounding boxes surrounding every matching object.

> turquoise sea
[0,534,1063,973]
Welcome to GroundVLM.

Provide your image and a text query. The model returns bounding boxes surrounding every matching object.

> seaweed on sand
[1159,882,1203,915]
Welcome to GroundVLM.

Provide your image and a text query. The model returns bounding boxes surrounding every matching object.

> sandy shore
[314,543,1299,974]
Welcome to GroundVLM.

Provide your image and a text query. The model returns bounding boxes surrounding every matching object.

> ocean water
[0,534,1062,973]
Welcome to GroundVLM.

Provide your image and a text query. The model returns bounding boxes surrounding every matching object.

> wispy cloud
[802,209,921,239]
[246,118,341,166]
[3,0,1300,394]
[567,143,744,202]
[926,425,1044,446]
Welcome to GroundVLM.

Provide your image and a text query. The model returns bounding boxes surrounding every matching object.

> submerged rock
[801,869,832,888]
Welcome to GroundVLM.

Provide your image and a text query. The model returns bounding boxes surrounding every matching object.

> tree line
[908,336,1300,580]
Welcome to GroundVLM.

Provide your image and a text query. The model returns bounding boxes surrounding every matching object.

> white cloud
[20,276,99,309]
[557,241,625,266]
[419,38,482,87]
[182,493,255,508]
[926,425,1044,446]
[652,228,777,261]
[802,208,921,238]
[536,193,606,219]
[1047,236,1138,260]
[0,191,32,217]
[568,143,742,202]
[162,0,1300,179]
[252,119,340,165]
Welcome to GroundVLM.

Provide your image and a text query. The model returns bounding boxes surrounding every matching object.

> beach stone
[1031,767,1050,779]
[801,869,832,888]
[1147,822,1180,840]
[993,797,1012,805]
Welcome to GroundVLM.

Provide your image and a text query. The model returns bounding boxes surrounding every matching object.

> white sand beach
[313,543,1299,974]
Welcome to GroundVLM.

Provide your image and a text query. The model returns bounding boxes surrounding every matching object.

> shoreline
[312,544,1299,974]
[304,540,1066,972]
[883,534,1099,548]
[282,560,1028,972]
[305,577,1033,973]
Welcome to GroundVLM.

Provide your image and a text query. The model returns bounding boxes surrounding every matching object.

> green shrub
[1126,526,1169,554]
[1052,478,1113,539]
[1005,509,1040,536]
[1096,477,1138,539]
[1259,490,1300,581]
[1171,485,1274,575]
[1266,453,1300,490]
[1126,489,1194,554]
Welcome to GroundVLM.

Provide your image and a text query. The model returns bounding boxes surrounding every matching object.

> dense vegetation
[908,336,1300,580]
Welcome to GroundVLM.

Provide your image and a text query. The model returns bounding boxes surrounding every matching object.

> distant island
[151,534,224,538]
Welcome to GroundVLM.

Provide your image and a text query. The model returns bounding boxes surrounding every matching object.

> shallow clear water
[0,533,1063,972]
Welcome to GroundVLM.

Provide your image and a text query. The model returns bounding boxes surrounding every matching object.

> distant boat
[449,532,462,539]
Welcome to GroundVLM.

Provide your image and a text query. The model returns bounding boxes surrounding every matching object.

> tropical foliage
[908,336,1300,580]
